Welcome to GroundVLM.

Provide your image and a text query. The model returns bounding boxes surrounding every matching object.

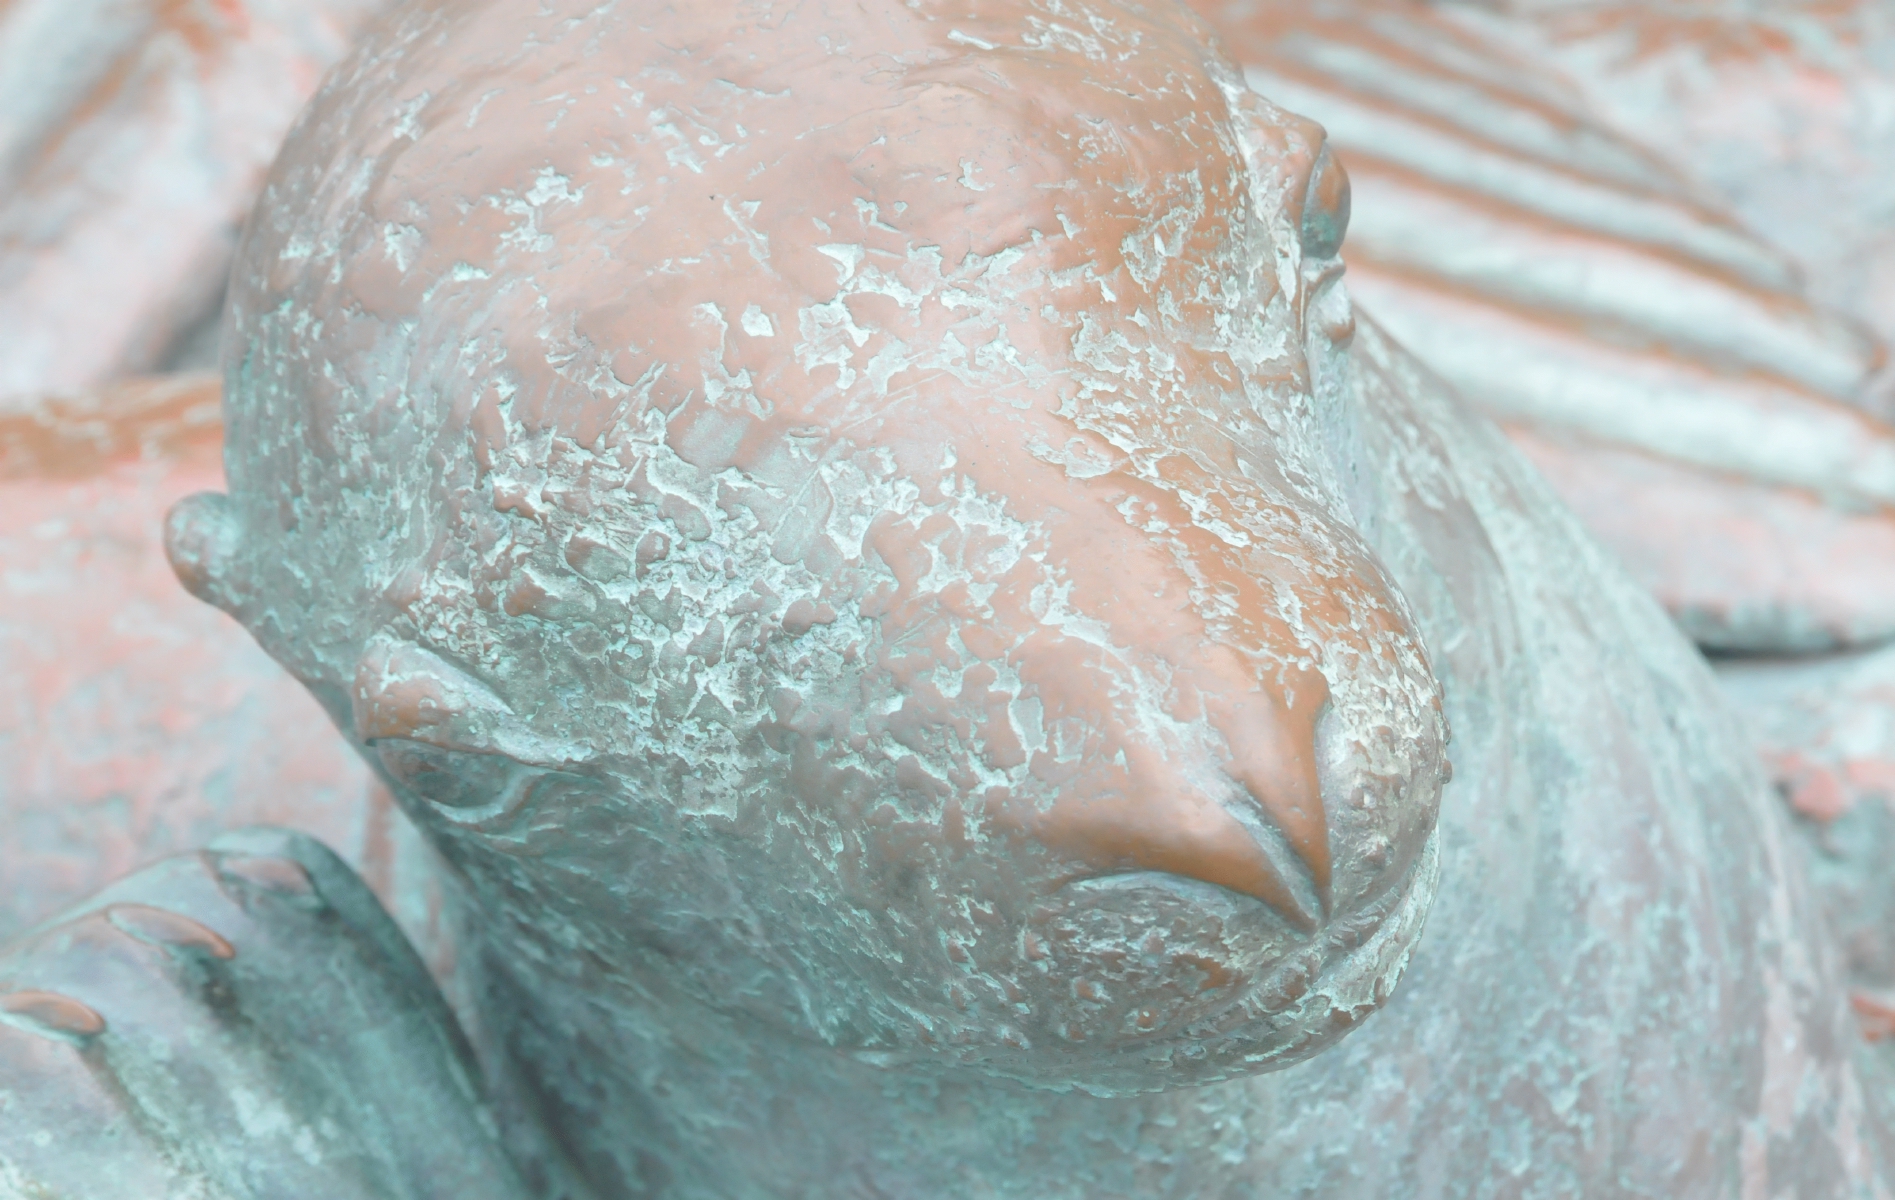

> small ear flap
[164,491,244,615]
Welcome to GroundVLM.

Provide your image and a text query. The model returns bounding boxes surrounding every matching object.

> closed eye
[371,738,597,825]
[1300,144,1351,262]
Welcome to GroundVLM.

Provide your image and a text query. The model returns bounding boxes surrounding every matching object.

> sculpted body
[0,0,1885,1196]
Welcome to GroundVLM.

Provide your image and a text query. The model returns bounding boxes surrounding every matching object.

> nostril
[1038,788,1317,930]
[1206,682,1331,900]
[1001,656,1336,929]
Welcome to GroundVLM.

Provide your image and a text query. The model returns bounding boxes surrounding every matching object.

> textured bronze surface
[0,0,1891,1196]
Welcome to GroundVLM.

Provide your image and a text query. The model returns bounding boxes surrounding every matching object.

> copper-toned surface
[0,0,1892,1195]
[1717,646,1895,1057]
[1192,0,1895,653]
[205,0,1450,1105]
[1191,0,1895,1064]
[104,900,239,959]
[1510,422,1895,649]
[0,373,222,477]
[0,374,393,941]
[0,0,394,406]
[1488,0,1895,343]
[100,0,1885,1192]
[0,988,106,1040]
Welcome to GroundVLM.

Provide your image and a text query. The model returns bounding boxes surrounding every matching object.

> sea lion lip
[1193,827,1442,1076]
[1048,867,1289,920]
[1014,870,1289,1050]
[1037,832,1440,1078]
[839,832,1439,1092]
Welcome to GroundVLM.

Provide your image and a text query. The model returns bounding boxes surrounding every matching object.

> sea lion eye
[1300,144,1351,261]
[372,737,593,820]
[375,739,513,808]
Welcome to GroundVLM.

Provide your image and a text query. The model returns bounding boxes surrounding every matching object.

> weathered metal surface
[1,0,1891,1196]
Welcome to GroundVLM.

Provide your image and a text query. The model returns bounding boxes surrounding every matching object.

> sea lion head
[169,0,1443,1093]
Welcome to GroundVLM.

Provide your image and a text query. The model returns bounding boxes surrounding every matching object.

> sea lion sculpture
[0,0,1884,1195]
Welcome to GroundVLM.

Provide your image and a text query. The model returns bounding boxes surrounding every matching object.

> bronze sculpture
[2,0,1894,1195]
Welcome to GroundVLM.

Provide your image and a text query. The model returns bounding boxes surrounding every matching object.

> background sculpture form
[1,0,1893,1197]
[12,0,1895,954]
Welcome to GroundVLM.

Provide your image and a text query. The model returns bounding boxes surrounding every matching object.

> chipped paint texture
[2,0,1884,1194]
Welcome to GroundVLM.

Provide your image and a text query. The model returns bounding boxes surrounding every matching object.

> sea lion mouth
[842,827,1438,1090]
[1018,830,1437,1093]
[1205,826,1442,1072]
[845,828,1436,1094]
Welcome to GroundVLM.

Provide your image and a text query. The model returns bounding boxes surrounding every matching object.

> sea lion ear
[164,491,246,617]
